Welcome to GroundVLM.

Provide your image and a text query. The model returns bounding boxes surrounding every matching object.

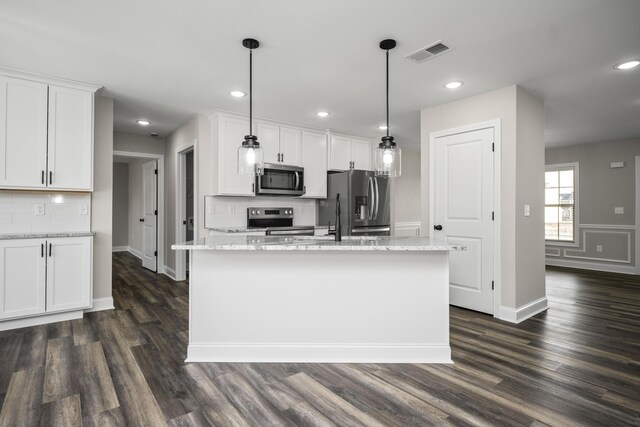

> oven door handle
[266,228,314,236]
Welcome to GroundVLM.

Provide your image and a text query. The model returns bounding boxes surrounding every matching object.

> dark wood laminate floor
[1,252,639,426]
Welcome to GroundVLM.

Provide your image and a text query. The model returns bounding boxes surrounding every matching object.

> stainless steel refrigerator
[318,170,390,236]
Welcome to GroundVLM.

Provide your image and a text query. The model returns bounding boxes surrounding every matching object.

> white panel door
[329,135,351,170]
[300,131,327,198]
[142,160,157,271]
[279,126,302,166]
[218,117,253,195]
[433,127,494,314]
[46,237,92,312]
[47,85,93,190]
[0,239,46,320]
[0,76,48,189]
[350,138,372,171]
[256,122,280,164]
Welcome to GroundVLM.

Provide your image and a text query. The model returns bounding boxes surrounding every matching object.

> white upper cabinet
[256,122,303,166]
[216,115,254,196]
[0,71,99,191]
[0,76,48,188]
[47,85,94,190]
[300,131,327,198]
[350,137,372,171]
[279,127,302,166]
[329,133,373,171]
[257,122,280,164]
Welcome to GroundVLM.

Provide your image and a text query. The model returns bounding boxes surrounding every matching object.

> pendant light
[374,39,401,177]
[238,38,264,176]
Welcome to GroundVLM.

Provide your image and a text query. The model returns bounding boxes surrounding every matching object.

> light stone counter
[0,232,95,240]
[173,235,464,252]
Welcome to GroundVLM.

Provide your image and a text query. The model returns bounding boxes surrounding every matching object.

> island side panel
[188,250,451,363]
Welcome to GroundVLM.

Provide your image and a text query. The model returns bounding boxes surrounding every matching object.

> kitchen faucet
[327,192,342,242]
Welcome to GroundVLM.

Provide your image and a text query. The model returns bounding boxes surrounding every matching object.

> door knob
[139,218,145,222]
[434,225,443,231]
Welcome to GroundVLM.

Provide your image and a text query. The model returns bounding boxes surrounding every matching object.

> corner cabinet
[0,236,92,321]
[328,133,372,171]
[0,71,99,191]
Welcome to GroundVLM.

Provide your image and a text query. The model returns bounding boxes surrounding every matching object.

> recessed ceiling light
[614,60,640,70]
[137,120,150,126]
[445,81,463,89]
[230,90,246,97]
[378,125,388,130]
[316,111,330,117]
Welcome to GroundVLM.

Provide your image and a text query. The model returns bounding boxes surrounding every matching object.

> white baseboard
[164,266,177,281]
[128,246,143,260]
[186,343,452,363]
[545,258,636,275]
[0,310,83,332]
[112,246,128,252]
[84,297,115,313]
[499,296,548,324]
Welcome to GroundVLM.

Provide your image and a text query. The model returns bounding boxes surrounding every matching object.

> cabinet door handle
[41,243,44,258]
[49,171,53,185]
[252,183,255,193]
[48,243,52,257]
[41,170,45,185]
[281,153,284,163]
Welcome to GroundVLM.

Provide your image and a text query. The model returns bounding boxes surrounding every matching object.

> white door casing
[142,160,158,271]
[432,127,495,315]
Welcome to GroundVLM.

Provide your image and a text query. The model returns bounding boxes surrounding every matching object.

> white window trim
[545,162,580,248]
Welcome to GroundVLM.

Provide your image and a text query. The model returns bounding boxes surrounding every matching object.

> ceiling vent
[406,41,452,63]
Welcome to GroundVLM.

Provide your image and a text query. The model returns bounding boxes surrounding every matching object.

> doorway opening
[176,141,197,281]
[112,151,165,274]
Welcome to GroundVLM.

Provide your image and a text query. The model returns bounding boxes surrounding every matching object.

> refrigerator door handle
[368,177,375,220]
[373,177,380,220]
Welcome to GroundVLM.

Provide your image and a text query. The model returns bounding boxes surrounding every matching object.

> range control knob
[288,209,293,215]
[257,210,261,215]
[251,210,256,215]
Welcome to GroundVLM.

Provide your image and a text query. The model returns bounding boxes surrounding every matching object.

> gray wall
[92,96,113,301]
[114,131,165,155]
[112,162,129,247]
[393,149,421,224]
[421,85,546,312]
[545,139,640,272]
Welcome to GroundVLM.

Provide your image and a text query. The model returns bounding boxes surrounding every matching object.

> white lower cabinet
[0,236,92,321]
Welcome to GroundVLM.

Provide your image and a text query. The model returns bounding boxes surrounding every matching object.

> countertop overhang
[172,235,465,252]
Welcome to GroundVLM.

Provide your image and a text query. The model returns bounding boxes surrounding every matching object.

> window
[545,164,578,242]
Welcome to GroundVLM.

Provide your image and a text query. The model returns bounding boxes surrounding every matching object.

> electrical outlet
[524,204,530,217]
[79,205,89,215]
[34,204,45,215]
[596,245,603,253]
[614,207,624,214]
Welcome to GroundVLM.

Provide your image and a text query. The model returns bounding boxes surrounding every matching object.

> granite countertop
[172,235,465,252]
[210,225,326,233]
[0,232,95,240]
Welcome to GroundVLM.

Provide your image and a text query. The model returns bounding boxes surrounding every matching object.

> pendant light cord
[386,49,389,138]
[249,48,253,136]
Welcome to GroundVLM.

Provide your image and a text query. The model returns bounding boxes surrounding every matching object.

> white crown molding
[0,66,102,93]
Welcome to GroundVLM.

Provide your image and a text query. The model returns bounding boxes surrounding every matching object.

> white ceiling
[1,0,639,149]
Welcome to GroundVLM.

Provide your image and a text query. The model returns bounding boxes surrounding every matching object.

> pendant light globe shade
[238,38,264,176]
[374,137,401,177]
[238,135,264,175]
[375,38,401,177]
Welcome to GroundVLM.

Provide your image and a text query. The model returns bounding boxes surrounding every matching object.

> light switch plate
[615,207,624,214]
[34,204,45,215]
[524,204,531,217]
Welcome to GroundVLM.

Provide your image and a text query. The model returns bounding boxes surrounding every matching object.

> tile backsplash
[205,196,317,229]
[0,192,91,234]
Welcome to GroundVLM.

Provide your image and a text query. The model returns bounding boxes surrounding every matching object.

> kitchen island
[172,235,464,363]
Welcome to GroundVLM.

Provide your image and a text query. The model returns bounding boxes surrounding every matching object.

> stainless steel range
[247,207,315,236]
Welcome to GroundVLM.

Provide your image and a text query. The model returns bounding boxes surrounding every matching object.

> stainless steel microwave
[255,163,305,196]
